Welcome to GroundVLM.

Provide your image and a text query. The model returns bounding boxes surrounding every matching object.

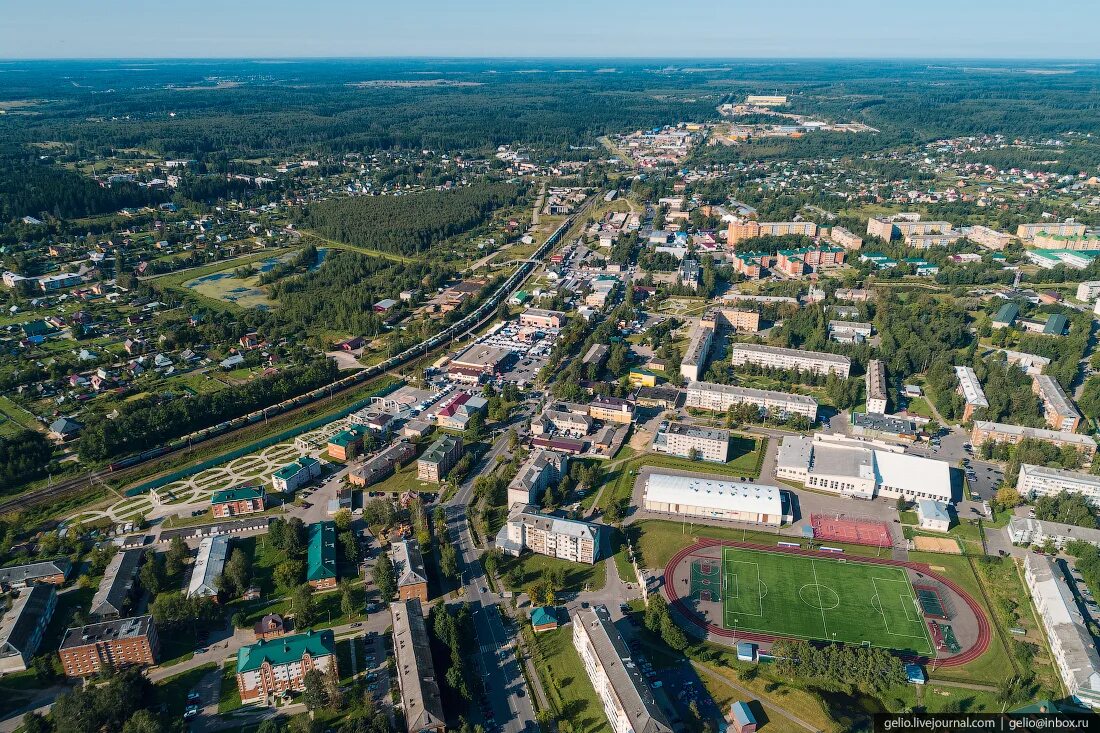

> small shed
[729,701,758,733]
[906,663,926,685]
[736,642,757,662]
[917,499,952,533]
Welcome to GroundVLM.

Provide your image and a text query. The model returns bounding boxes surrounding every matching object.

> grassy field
[717,547,934,655]
[218,660,244,713]
[528,626,611,733]
[158,663,218,718]
[500,551,606,593]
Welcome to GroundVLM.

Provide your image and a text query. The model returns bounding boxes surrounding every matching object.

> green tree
[340,580,357,620]
[274,559,305,591]
[303,669,328,710]
[292,584,316,628]
[373,554,397,602]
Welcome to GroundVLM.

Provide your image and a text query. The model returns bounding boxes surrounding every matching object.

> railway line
[0,194,593,515]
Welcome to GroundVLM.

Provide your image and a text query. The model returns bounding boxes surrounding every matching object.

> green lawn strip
[528,626,611,733]
[161,504,286,530]
[38,587,94,657]
[218,660,244,714]
[906,551,1014,686]
[158,662,218,718]
[499,552,606,594]
[719,546,933,655]
[0,395,42,432]
[232,583,367,629]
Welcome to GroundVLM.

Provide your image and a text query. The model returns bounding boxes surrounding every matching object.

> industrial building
[518,308,568,330]
[776,435,952,502]
[572,608,673,733]
[187,536,230,599]
[448,343,511,384]
[730,343,850,379]
[685,380,818,421]
[643,473,784,526]
[1023,554,1100,709]
[651,422,730,462]
[865,359,888,415]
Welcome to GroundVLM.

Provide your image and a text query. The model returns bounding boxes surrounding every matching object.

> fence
[124,381,403,496]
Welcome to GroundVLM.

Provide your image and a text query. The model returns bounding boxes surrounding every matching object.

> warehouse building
[684,380,818,421]
[1019,463,1100,506]
[188,536,229,599]
[954,366,989,422]
[776,435,952,502]
[572,608,673,733]
[519,308,568,330]
[730,343,850,378]
[651,422,730,462]
[643,473,784,526]
[1024,554,1100,709]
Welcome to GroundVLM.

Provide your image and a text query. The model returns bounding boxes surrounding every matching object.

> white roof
[874,451,953,501]
[188,536,229,597]
[954,366,988,408]
[645,473,782,516]
[1020,463,1100,489]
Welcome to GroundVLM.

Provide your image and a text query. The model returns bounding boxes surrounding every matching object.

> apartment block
[680,323,714,382]
[684,380,818,420]
[827,320,872,344]
[507,449,570,506]
[272,456,321,494]
[307,521,337,590]
[572,608,673,733]
[966,225,1013,250]
[1018,463,1100,506]
[1077,281,1100,303]
[0,559,71,591]
[1033,375,1082,432]
[211,485,266,518]
[954,366,988,422]
[417,434,463,482]
[1024,554,1100,709]
[391,600,446,733]
[0,584,56,675]
[90,549,143,621]
[730,343,850,378]
[391,539,429,604]
[828,226,864,250]
[652,422,730,462]
[726,220,817,245]
[1017,222,1086,241]
[700,307,760,333]
[59,615,159,678]
[907,232,963,248]
[235,630,336,705]
[496,508,601,564]
[865,359,888,415]
[588,395,634,424]
[970,421,1096,458]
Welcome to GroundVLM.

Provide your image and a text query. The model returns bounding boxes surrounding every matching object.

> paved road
[443,426,537,733]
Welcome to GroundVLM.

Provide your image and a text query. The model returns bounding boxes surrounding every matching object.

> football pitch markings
[719,546,934,655]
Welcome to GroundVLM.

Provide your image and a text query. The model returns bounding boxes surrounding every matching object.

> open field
[528,626,611,733]
[716,546,934,656]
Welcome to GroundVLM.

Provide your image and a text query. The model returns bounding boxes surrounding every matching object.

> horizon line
[2,55,1100,63]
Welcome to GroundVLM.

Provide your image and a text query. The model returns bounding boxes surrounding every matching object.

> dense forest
[78,359,338,460]
[0,146,167,222]
[298,183,524,257]
[0,430,53,491]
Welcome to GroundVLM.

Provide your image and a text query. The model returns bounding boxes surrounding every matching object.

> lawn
[500,551,606,593]
[234,583,367,630]
[716,546,934,656]
[528,627,611,733]
[368,459,441,495]
[218,660,244,713]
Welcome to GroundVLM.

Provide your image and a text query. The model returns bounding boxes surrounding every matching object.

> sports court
[715,546,934,655]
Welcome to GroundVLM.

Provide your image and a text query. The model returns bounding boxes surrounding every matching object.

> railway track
[0,193,596,516]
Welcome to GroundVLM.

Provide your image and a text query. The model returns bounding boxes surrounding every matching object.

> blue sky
[2,0,1097,59]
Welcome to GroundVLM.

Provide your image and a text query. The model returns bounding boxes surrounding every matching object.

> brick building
[59,615,159,677]
[236,630,337,705]
[211,486,266,518]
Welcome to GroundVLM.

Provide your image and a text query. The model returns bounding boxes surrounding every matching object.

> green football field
[718,546,934,655]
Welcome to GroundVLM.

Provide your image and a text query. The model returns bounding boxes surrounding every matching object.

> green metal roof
[273,456,319,481]
[530,607,558,627]
[211,485,264,504]
[993,303,1019,324]
[1044,313,1069,335]
[328,429,362,448]
[307,521,337,581]
[236,630,335,673]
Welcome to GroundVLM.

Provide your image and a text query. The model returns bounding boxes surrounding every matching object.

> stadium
[665,538,989,665]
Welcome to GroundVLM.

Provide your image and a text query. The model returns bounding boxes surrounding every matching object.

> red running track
[663,538,990,667]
